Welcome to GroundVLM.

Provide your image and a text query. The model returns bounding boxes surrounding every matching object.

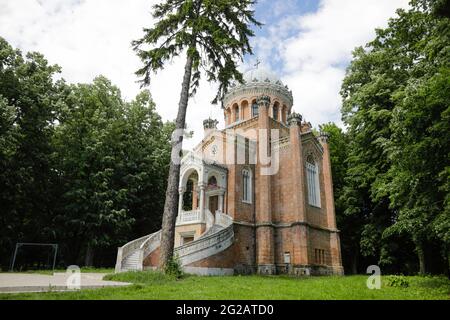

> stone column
[256,95,276,275]
[192,184,198,209]
[288,112,310,267]
[177,187,185,226]
[199,184,206,221]
[218,192,224,213]
[319,132,343,273]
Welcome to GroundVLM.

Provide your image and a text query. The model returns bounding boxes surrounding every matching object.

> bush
[385,275,409,288]
[164,255,184,279]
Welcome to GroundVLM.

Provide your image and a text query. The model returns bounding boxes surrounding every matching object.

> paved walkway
[0,273,130,293]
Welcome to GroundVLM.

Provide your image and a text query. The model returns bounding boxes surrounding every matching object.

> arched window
[242,169,252,203]
[183,179,194,211]
[251,102,259,117]
[233,104,239,122]
[306,156,321,207]
[273,104,279,120]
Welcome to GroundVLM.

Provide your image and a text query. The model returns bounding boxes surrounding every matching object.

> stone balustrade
[115,233,150,273]
[174,221,234,266]
[176,209,203,225]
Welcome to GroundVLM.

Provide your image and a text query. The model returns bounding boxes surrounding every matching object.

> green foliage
[133,0,262,103]
[164,255,184,279]
[339,0,450,274]
[0,38,174,268]
[104,269,183,284]
[385,275,410,288]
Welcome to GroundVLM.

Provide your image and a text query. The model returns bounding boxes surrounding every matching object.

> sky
[0,0,409,148]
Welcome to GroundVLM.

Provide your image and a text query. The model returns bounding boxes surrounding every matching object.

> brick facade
[153,70,344,276]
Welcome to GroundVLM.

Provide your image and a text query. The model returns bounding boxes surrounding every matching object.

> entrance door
[209,195,219,214]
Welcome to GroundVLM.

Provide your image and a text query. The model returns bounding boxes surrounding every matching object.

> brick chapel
[116,68,344,276]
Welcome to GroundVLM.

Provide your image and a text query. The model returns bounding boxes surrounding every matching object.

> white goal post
[9,243,58,272]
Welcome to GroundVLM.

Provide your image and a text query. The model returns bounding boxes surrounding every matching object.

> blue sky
[250,0,320,73]
[0,0,409,148]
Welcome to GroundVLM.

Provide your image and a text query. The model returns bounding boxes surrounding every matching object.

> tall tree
[53,77,174,266]
[133,0,261,270]
[341,0,450,274]
[0,37,64,268]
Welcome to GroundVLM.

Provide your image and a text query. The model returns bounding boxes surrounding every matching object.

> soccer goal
[9,243,58,272]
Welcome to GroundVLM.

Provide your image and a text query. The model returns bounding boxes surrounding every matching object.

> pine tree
[133,0,261,270]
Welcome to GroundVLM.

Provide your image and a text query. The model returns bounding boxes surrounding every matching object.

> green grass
[1,271,449,300]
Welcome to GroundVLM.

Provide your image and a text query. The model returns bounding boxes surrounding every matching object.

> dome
[223,65,293,110]
[242,67,283,86]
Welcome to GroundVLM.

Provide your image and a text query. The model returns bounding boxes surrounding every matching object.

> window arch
[306,156,321,207]
[251,101,259,117]
[242,169,252,203]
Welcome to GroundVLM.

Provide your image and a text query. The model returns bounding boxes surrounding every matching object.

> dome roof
[242,67,283,85]
[223,66,293,108]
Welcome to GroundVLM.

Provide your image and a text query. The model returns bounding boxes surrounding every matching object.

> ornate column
[218,191,224,213]
[199,184,206,221]
[192,184,198,209]
[256,95,276,275]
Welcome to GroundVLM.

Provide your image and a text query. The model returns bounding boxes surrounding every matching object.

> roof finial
[254,59,261,69]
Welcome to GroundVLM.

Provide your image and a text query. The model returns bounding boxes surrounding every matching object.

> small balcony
[176,209,203,226]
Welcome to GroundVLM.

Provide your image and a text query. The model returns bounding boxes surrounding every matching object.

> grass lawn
[1,271,449,300]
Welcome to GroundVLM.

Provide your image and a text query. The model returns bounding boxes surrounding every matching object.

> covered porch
[175,153,228,246]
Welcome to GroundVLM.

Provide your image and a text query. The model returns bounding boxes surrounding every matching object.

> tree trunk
[352,250,358,274]
[158,53,193,271]
[84,243,94,267]
[416,241,426,275]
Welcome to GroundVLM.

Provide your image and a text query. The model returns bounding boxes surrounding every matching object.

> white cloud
[277,0,409,127]
[0,0,410,147]
[0,0,222,148]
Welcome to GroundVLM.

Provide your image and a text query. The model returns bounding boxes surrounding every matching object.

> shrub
[164,255,184,279]
[385,275,409,288]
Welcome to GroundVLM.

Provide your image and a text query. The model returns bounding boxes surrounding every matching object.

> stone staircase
[115,212,233,273]
[121,250,141,271]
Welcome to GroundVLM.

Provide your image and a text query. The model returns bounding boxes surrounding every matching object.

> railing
[116,211,234,272]
[174,222,234,266]
[115,231,159,273]
[176,209,203,225]
[206,210,214,230]
[140,230,162,257]
[215,211,233,227]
